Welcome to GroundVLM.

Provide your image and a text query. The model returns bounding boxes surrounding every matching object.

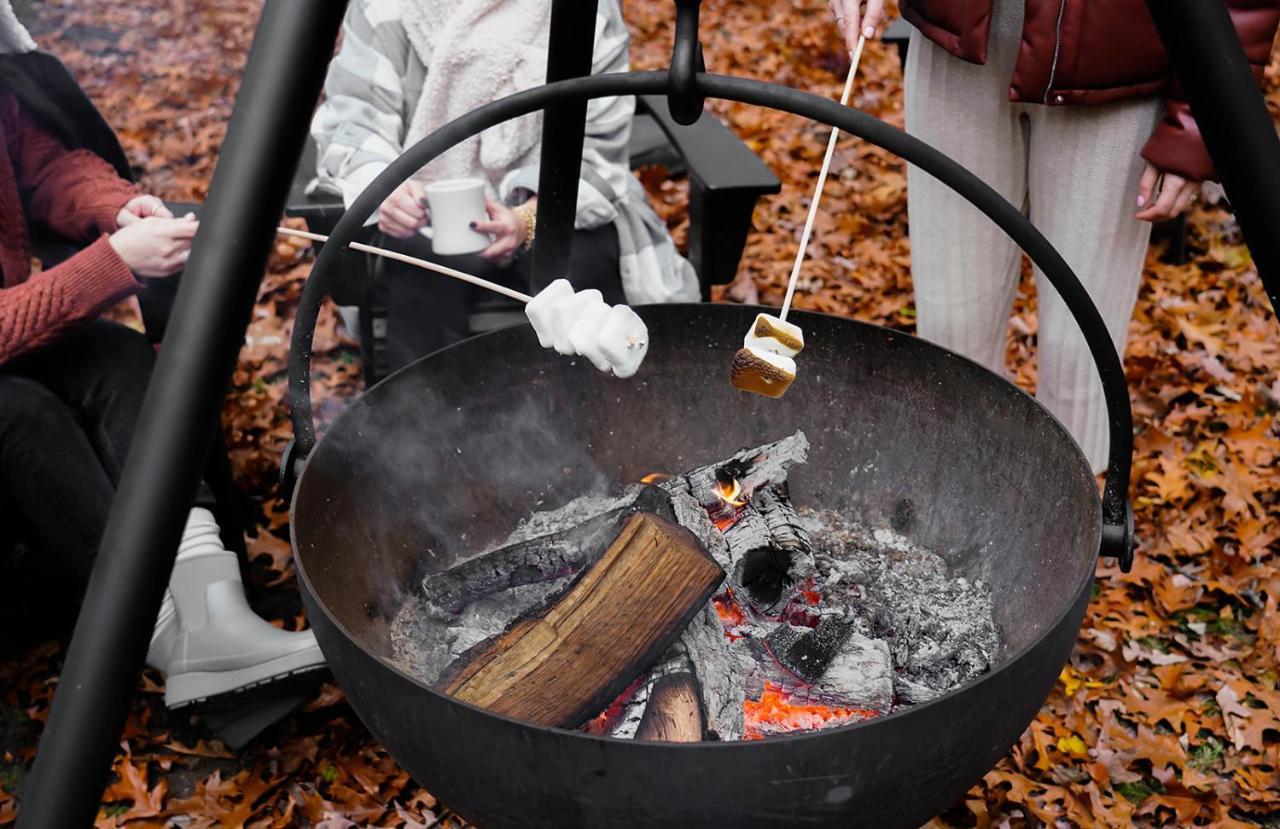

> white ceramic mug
[420,178,490,255]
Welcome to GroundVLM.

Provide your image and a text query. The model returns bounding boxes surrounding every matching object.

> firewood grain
[439,513,724,727]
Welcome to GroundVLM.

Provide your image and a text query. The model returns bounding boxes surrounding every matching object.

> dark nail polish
[469,222,477,229]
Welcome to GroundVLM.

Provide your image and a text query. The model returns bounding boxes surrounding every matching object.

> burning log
[662,432,815,615]
[438,512,724,728]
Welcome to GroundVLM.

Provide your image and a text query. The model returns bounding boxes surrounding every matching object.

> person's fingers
[168,220,200,239]
[383,204,424,230]
[830,0,860,52]
[406,180,427,207]
[1171,181,1198,217]
[117,210,140,227]
[862,0,885,38]
[1138,173,1183,223]
[149,200,174,219]
[471,219,508,236]
[395,195,427,222]
[1136,163,1159,213]
[379,216,414,239]
[480,238,517,261]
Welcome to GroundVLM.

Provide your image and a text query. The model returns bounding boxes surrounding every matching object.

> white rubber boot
[147,508,326,709]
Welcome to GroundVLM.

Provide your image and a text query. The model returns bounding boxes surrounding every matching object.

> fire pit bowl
[291,304,1101,828]
[284,48,1135,827]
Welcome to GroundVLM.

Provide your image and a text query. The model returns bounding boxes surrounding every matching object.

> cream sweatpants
[903,0,1161,472]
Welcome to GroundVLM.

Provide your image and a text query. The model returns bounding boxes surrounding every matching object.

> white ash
[390,576,571,684]
[499,488,639,547]
[677,603,752,740]
[803,510,999,704]
[745,628,894,715]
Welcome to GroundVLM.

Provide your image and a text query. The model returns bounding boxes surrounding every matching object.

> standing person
[311,0,698,372]
[0,4,325,709]
[830,0,1280,472]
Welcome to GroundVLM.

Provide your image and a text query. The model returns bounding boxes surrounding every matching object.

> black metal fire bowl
[291,304,1100,828]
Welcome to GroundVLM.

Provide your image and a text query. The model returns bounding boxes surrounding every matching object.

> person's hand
[378,180,428,239]
[116,194,173,227]
[107,214,198,277]
[829,0,885,54]
[724,273,760,305]
[473,198,528,261]
[1136,162,1199,222]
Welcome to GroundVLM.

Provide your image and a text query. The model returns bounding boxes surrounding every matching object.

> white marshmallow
[524,279,576,349]
[524,281,649,378]
[597,305,649,378]
[568,293,613,371]
[549,288,602,355]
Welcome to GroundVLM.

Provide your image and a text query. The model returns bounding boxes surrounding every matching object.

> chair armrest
[284,135,346,235]
[637,96,780,196]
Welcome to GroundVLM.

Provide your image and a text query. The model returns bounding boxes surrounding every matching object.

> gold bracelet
[516,203,537,251]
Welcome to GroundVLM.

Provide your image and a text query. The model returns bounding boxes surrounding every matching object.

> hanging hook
[669,0,707,125]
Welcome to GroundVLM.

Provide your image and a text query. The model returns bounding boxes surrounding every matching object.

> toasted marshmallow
[743,313,804,358]
[597,305,649,378]
[730,345,796,399]
[568,293,613,371]
[524,279,576,349]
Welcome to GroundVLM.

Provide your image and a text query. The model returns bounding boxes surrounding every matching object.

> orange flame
[639,472,670,484]
[715,477,748,508]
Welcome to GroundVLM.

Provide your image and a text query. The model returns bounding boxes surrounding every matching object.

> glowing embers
[743,683,877,740]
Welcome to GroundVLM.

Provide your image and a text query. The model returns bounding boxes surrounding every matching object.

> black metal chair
[286,94,781,383]
[882,18,1189,264]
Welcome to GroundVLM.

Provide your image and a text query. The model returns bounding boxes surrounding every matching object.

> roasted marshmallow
[730,345,796,399]
[743,313,804,358]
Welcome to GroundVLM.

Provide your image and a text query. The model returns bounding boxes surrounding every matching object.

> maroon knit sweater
[0,91,139,365]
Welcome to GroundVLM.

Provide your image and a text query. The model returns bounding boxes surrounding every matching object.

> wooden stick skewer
[276,226,534,304]
[779,35,866,323]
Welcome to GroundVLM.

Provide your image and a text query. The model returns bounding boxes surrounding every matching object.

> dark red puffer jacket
[900,0,1280,182]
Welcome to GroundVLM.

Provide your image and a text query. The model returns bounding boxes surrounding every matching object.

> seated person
[310,0,698,371]
[0,19,324,710]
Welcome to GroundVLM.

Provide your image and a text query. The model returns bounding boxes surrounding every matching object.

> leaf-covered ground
[2,0,1277,826]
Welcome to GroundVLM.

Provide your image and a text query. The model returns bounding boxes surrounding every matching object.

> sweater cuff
[58,235,143,310]
[86,183,141,235]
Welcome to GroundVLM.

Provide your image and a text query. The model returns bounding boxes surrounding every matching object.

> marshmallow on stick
[273,228,649,379]
[525,279,649,378]
[730,37,865,399]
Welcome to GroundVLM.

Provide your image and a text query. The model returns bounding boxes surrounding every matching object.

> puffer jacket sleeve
[1141,0,1280,182]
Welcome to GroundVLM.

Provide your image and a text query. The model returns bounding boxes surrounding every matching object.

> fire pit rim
[290,304,1102,748]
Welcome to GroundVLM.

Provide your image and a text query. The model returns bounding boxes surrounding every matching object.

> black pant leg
[371,230,512,371]
[8,319,154,481]
[0,375,116,596]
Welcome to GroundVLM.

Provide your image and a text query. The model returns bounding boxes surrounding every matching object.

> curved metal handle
[668,0,706,125]
[284,70,1135,570]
